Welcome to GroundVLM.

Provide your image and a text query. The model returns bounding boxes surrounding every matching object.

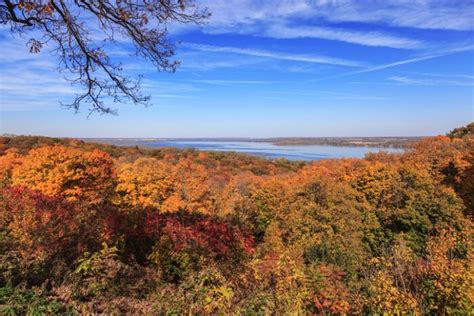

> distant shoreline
[80,136,423,149]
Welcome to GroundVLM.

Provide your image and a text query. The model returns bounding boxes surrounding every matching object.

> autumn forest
[0,124,472,314]
[1,0,474,314]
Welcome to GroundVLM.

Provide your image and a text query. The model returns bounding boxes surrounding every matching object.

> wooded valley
[0,124,472,314]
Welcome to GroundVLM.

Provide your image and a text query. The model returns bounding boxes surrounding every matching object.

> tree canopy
[0,129,473,314]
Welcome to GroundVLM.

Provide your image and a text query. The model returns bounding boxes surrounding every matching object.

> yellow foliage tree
[11,146,114,204]
[0,152,22,188]
[116,157,174,209]
[425,229,474,314]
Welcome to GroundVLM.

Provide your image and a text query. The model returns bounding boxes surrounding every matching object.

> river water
[140,141,403,161]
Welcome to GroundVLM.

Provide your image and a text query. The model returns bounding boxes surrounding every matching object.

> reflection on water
[140,141,403,161]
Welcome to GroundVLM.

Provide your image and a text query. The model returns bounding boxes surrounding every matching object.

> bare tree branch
[0,0,209,114]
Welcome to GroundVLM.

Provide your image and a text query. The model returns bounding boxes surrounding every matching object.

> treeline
[268,136,422,148]
[0,125,473,314]
[78,136,421,148]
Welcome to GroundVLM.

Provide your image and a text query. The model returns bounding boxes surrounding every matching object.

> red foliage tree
[0,186,84,260]
[144,212,254,259]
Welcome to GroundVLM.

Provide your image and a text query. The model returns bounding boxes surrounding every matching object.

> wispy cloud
[150,94,194,99]
[185,1,433,49]
[319,44,474,80]
[0,69,78,95]
[352,44,474,75]
[198,0,474,32]
[184,43,365,67]
[388,76,474,86]
[394,70,474,80]
[265,89,387,101]
[319,0,474,31]
[177,51,265,71]
[0,99,65,112]
[191,79,272,85]
[142,80,204,93]
[264,24,424,49]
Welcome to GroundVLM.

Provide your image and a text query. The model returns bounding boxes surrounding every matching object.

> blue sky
[0,0,473,137]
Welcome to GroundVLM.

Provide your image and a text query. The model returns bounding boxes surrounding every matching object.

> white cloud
[180,59,258,71]
[265,89,387,100]
[388,76,474,86]
[166,0,474,51]
[332,44,474,77]
[184,43,365,67]
[0,101,62,112]
[150,94,194,99]
[0,33,80,109]
[318,0,474,31]
[191,79,272,85]
[395,70,474,80]
[0,69,78,95]
[176,50,265,71]
[141,80,204,94]
[264,24,424,49]
[198,0,474,32]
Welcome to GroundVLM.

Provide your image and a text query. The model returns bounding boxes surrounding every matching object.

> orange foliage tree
[161,158,214,213]
[116,157,214,213]
[11,146,114,205]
